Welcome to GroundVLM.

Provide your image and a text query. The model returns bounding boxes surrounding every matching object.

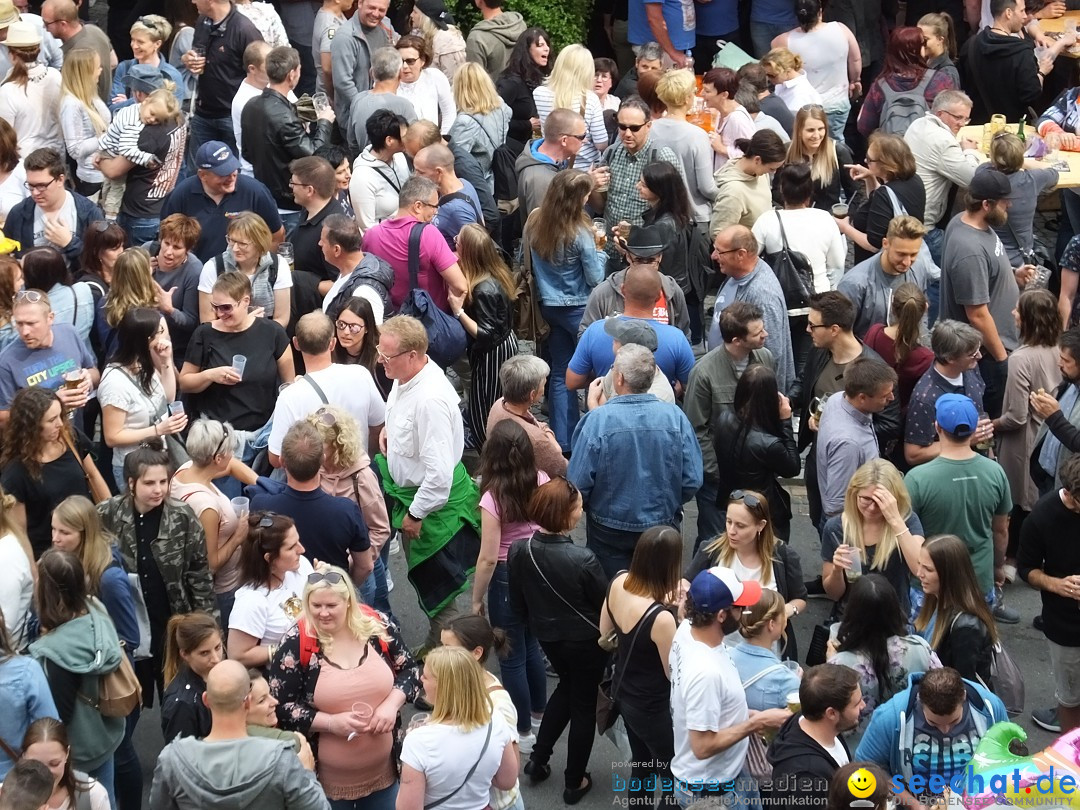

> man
[0,761,53,810]
[403,120,499,230]
[587,319,676,408]
[708,225,794,394]
[330,0,396,141]
[1020,454,1080,734]
[736,62,795,136]
[941,167,1033,418]
[0,0,62,83]
[464,0,524,79]
[231,40,274,178]
[319,214,394,320]
[414,143,484,247]
[669,566,789,807]
[252,421,373,586]
[313,0,351,99]
[628,0,692,69]
[838,215,933,339]
[685,301,775,546]
[515,108,587,215]
[6,148,104,274]
[0,290,97,427]
[40,0,110,100]
[905,394,1015,621]
[769,665,864,809]
[816,357,897,519]
[146,214,203,364]
[346,47,416,154]
[180,0,263,167]
[361,176,467,314]
[150,660,330,810]
[289,157,344,284]
[967,0,1051,123]
[160,141,285,262]
[905,319,988,466]
[377,315,480,649]
[856,668,1007,810]
[568,257,696,394]
[241,46,335,234]
[613,42,663,99]
[904,91,982,263]
[487,354,567,478]
[568,343,702,577]
[1032,328,1080,493]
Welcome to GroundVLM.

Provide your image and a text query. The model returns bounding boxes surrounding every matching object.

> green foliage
[448,0,591,53]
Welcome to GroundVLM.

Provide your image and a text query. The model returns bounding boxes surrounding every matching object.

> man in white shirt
[267,311,385,467]
[377,315,479,650]
[669,567,789,807]
[231,40,272,178]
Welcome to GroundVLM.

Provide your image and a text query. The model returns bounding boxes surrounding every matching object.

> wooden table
[1038,11,1080,58]
[958,124,1080,188]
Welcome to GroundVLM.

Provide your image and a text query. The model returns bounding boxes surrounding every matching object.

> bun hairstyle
[738,589,787,641]
[736,129,788,164]
[796,0,822,31]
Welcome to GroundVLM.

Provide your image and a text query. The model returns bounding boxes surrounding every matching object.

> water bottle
[845,541,862,580]
[684,50,694,75]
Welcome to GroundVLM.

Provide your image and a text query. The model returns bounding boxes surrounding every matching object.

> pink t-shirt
[479,471,550,561]
[360,216,459,311]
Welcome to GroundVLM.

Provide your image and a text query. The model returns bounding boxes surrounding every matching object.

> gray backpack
[878,70,935,136]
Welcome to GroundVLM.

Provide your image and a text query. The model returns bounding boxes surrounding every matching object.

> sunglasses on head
[307,571,346,586]
[617,122,647,133]
[315,407,336,426]
[253,512,278,529]
[14,290,44,304]
[730,490,762,509]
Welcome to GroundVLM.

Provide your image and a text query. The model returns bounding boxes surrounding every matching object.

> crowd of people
[1,0,1080,807]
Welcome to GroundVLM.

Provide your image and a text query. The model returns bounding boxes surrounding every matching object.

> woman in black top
[496,27,551,145]
[160,611,223,743]
[779,104,858,212]
[330,297,390,400]
[507,477,608,804]
[599,526,680,809]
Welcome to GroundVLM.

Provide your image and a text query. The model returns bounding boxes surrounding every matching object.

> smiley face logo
[848,768,876,799]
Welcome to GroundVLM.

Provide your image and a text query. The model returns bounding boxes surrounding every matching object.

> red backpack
[297,606,391,667]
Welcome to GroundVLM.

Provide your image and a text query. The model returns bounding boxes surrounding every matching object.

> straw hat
[5,21,41,48]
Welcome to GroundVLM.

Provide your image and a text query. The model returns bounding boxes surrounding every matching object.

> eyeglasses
[227,237,252,249]
[730,489,762,509]
[210,302,236,314]
[287,181,311,189]
[14,290,45,304]
[24,177,59,193]
[968,347,983,359]
[402,56,421,65]
[616,122,647,133]
[377,347,410,362]
[799,104,824,112]
[416,200,438,210]
[307,570,346,585]
[806,322,831,330]
[336,320,365,334]
[565,132,588,141]
[941,109,971,125]
[315,407,337,426]
[713,247,741,257]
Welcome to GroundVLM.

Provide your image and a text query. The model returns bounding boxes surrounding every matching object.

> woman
[486,355,567,478]
[315,145,356,219]
[160,612,223,743]
[1,387,107,558]
[782,104,858,212]
[0,256,18,354]
[651,71,716,228]
[0,619,56,780]
[410,0,467,81]
[96,247,168,353]
[996,289,1062,579]
[20,717,110,810]
[593,57,619,114]
[78,220,126,302]
[399,646,518,810]
[714,366,801,540]
[350,110,411,234]
[28,550,124,798]
[180,272,294,463]
[828,574,939,733]
[196,213,292,328]
[864,283,934,416]
[0,119,25,228]
[915,534,997,683]
[269,565,421,808]
[528,170,605,451]
[828,764,891,810]
[686,490,807,658]
[710,130,788,235]
[110,15,185,111]
[856,27,956,138]
[447,224,518,447]
[21,246,95,342]
[730,590,801,711]
[0,488,33,648]
[396,35,456,135]
[471,421,548,750]
[507,478,607,801]
[496,27,550,145]
[60,49,110,197]
[702,67,755,169]
[918,13,961,88]
[532,44,608,167]
[171,419,257,628]
[985,132,1059,269]
[450,64,512,194]
[331,298,390,399]
[0,26,62,155]
[245,670,311,759]
[760,48,823,115]
[771,0,860,143]
[598,526,681,809]
[838,133,925,262]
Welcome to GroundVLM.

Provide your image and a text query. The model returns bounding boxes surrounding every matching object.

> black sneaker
[805,576,828,599]
[1033,707,1061,733]
[1034,614,1045,632]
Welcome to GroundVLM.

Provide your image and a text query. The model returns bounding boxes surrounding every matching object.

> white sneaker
[518,732,536,755]
[385,568,394,592]
[388,535,402,555]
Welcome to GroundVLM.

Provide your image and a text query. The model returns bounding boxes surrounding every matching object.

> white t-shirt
[33,191,77,247]
[487,680,521,810]
[400,714,514,810]
[0,533,32,648]
[669,620,750,784]
[752,207,847,296]
[321,272,386,324]
[267,364,386,456]
[229,556,314,644]
[232,81,264,177]
[821,734,850,767]
[97,365,168,467]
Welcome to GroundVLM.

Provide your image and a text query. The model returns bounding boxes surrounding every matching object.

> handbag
[596,603,662,734]
[398,222,467,368]
[763,210,814,311]
[740,664,788,781]
[1005,216,1054,290]
[950,613,1024,715]
[423,722,492,810]
[59,427,109,504]
[110,365,190,468]
[78,604,142,718]
[513,212,550,343]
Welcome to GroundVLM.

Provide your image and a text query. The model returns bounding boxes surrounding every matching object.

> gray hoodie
[465,12,526,80]
[149,736,329,810]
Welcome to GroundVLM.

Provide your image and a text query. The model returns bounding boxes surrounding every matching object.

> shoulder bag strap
[300,374,329,404]
[882,185,907,219]
[0,734,19,763]
[407,221,426,291]
[423,721,493,810]
[526,537,600,633]
[775,209,793,253]
[373,164,402,194]
[741,663,789,690]
[611,602,663,699]
[463,113,498,151]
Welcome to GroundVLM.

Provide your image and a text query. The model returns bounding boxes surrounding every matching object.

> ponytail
[918,12,957,60]
[162,612,220,687]
[740,129,788,164]
[891,282,927,365]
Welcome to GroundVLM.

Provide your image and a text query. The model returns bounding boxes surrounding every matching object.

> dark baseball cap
[195,141,240,176]
[604,317,658,351]
[968,168,1011,202]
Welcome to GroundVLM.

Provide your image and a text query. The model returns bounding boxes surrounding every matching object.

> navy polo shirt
[159,174,284,262]
[250,485,370,572]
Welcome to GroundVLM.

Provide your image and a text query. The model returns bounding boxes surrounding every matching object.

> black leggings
[620,698,676,808]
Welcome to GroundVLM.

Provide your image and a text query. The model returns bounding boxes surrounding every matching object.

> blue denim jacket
[530,227,606,307]
[0,656,59,779]
[729,640,801,712]
[568,394,703,530]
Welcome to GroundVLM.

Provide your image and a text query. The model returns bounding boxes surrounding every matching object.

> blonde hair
[455,223,517,305]
[655,70,695,110]
[307,406,362,470]
[425,645,493,731]
[52,495,114,597]
[380,314,429,354]
[105,247,158,328]
[60,49,106,134]
[703,490,776,587]
[990,131,1025,175]
[452,62,501,115]
[544,44,595,111]
[301,565,389,657]
[0,487,30,566]
[840,459,913,573]
[762,48,803,75]
[130,13,172,43]
[738,588,787,640]
[414,8,461,44]
[142,87,182,125]
[226,212,273,256]
[786,105,837,187]
[886,214,927,241]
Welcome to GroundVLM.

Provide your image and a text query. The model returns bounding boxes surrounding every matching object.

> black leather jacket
[466,278,514,352]
[507,531,608,643]
[936,611,993,685]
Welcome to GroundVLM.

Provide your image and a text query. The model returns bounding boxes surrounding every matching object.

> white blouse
[397,68,457,135]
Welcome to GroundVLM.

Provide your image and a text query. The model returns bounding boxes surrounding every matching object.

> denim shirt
[568,393,703,531]
[530,227,606,307]
[729,640,801,712]
[0,656,60,779]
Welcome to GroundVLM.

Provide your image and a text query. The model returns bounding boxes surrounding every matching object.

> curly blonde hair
[307,406,362,471]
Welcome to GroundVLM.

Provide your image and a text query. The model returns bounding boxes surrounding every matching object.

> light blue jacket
[530,227,606,308]
[110,58,187,113]
[0,656,59,779]
[729,641,800,712]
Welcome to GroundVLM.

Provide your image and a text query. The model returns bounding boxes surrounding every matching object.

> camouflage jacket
[97,495,214,616]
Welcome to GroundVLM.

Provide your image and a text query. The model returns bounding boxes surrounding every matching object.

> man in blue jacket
[855,667,1008,809]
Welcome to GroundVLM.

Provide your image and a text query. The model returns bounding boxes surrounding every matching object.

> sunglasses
[553,475,579,498]
[730,490,762,509]
[253,513,278,529]
[315,407,336,426]
[336,320,365,334]
[402,56,421,65]
[617,122,647,133]
[14,290,44,304]
[210,302,236,314]
[307,571,346,585]
[213,431,231,458]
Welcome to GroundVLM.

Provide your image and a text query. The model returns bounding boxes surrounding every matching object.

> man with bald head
[515,108,588,215]
[708,224,795,394]
[403,120,498,230]
[413,143,484,247]
[150,660,328,810]
[40,0,112,101]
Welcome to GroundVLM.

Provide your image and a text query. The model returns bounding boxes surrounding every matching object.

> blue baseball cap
[936,393,979,438]
[195,141,239,176]
[688,566,762,614]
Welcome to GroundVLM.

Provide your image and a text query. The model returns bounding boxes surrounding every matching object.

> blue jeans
[749,21,791,57]
[187,114,238,176]
[280,210,302,237]
[116,213,160,245]
[329,782,398,810]
[585,514,641,579]
[924,226,944,326]
[488,561,547,733]
[215,590,236,635]
[113,707,140,810]
[358,554,392,616]
[113,462,126,492]
[539,304,585,451]
[87,757,116,809]
[824,99,851,145]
